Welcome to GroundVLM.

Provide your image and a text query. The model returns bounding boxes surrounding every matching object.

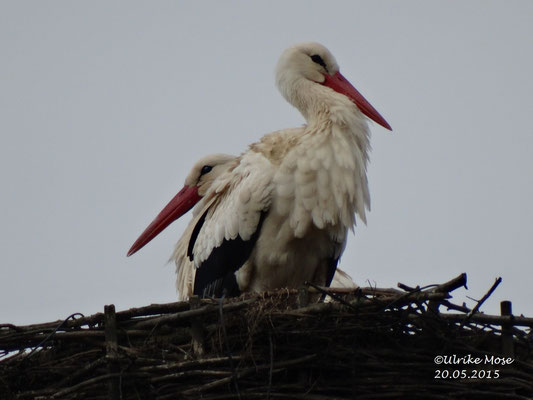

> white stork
[128,153,359,300]
[128,42,391,298]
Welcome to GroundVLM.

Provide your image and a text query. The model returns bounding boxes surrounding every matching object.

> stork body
[167,154,359,300]
[128,42,390,298]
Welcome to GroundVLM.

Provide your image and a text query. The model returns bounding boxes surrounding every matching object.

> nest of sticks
[1,273,533,400]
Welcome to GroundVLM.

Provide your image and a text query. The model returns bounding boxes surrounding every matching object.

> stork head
[275,42,391,130]
[127,153,236,257]
[184,153,236,197]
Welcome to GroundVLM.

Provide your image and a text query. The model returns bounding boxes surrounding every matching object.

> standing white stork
[128,153,359,300]
[128,42,391,298]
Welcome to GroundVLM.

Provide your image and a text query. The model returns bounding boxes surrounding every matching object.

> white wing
[188,150,275,295]
[330,268,358,289]
[170,217,197,301]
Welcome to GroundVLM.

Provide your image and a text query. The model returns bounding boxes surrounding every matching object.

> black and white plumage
[128,42,391,298]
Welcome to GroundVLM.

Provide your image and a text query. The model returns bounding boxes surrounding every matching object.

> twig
[397,282,417,292]
[461,277,502,327]
[24,313,84,358]
[409,312,533,328]
[440,300,471,313]
[150,369,232,383]
[180,354,317,396]
[380,285,443,311]
[49,373,149,399]
[305,282,358,310]
[428,273,468,313]
[130,298,256,329]
[138,356,241,373]
[433,273,468,293]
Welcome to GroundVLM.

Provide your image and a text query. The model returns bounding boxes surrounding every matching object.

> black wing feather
[191,211,267,298]
[187,209,207,261]
[324,257,339,288]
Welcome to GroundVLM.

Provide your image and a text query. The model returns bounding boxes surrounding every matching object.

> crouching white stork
[128,153,359,300]
[129,42,391,298]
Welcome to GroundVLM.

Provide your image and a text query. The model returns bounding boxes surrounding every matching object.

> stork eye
[310,54,327,69]
[200,165,213,175]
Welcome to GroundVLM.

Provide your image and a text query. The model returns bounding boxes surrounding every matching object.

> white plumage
[128,42,390,298]
[167,154,359,300]
[187,42,390,296]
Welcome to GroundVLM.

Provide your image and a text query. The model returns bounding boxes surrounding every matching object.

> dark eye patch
[200,165,213,175]
[310,54,327,69]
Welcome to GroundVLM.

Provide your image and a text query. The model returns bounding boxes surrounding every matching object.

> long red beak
[127,185,201,257]
[323,71,392,131]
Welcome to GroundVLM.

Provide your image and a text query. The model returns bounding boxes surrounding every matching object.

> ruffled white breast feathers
[274,109,371,239]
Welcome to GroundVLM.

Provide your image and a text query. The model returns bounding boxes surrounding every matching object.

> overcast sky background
[1,1,532,325]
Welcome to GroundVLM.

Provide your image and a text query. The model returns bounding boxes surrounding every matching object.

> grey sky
[1,1,532,325]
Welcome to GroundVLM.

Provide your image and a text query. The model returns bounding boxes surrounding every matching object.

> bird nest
[1,273,533,400]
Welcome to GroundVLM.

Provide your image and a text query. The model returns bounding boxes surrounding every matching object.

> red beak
[127,185,201,256]
[323,71,392,131]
